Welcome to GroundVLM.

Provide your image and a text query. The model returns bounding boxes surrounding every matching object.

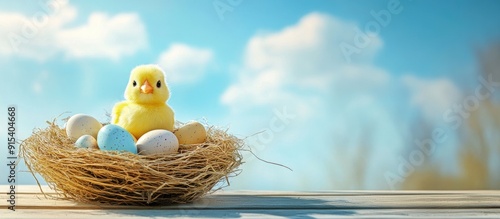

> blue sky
[1,0,500,190]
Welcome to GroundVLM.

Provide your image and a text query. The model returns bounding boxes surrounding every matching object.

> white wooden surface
[1,186,500,218]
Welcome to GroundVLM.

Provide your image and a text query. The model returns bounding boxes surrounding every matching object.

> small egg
[174,121,207,145]
[66,114,102,141]
[97,124,137,154]
[75,135,98,149]
[137,130,179,155]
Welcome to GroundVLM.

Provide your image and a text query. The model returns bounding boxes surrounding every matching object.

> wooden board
[1,186,500,218]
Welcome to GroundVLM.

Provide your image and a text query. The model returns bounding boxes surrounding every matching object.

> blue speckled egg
[97,124,137,154]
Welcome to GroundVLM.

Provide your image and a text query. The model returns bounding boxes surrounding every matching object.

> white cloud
[0,0,147,61]
[0,6,73,61]
[221,12,388,112]
[0,13,30,56]
[402,75,461,120]
[157,43,213,84]
[57,13,146,60]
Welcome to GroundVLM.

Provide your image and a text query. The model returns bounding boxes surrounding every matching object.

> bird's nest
[20,119,243,205]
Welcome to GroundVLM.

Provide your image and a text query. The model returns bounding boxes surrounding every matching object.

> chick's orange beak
[140,80,153,94]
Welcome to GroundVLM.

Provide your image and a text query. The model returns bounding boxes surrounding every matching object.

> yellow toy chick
[112,65,175,139]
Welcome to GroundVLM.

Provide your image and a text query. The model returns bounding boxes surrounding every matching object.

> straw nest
[20,119,243,205]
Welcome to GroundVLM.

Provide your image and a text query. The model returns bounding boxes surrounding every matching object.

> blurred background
[1,0,499,190]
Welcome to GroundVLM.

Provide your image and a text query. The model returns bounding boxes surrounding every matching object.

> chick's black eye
[132,81,137,87]
[156,80,161,88]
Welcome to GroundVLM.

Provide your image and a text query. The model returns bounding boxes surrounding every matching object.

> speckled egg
[97,124,137,154]
[137,130,179,155]
[174,121,207,145]
[75,135,98,149]
[66,114,102,141]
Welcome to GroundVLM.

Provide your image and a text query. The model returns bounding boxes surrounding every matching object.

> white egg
[75,135,98,149]
[137,130,179,155]
[66,114,102,141]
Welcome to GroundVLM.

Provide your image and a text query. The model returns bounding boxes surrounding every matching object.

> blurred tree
[402,41,500,190]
